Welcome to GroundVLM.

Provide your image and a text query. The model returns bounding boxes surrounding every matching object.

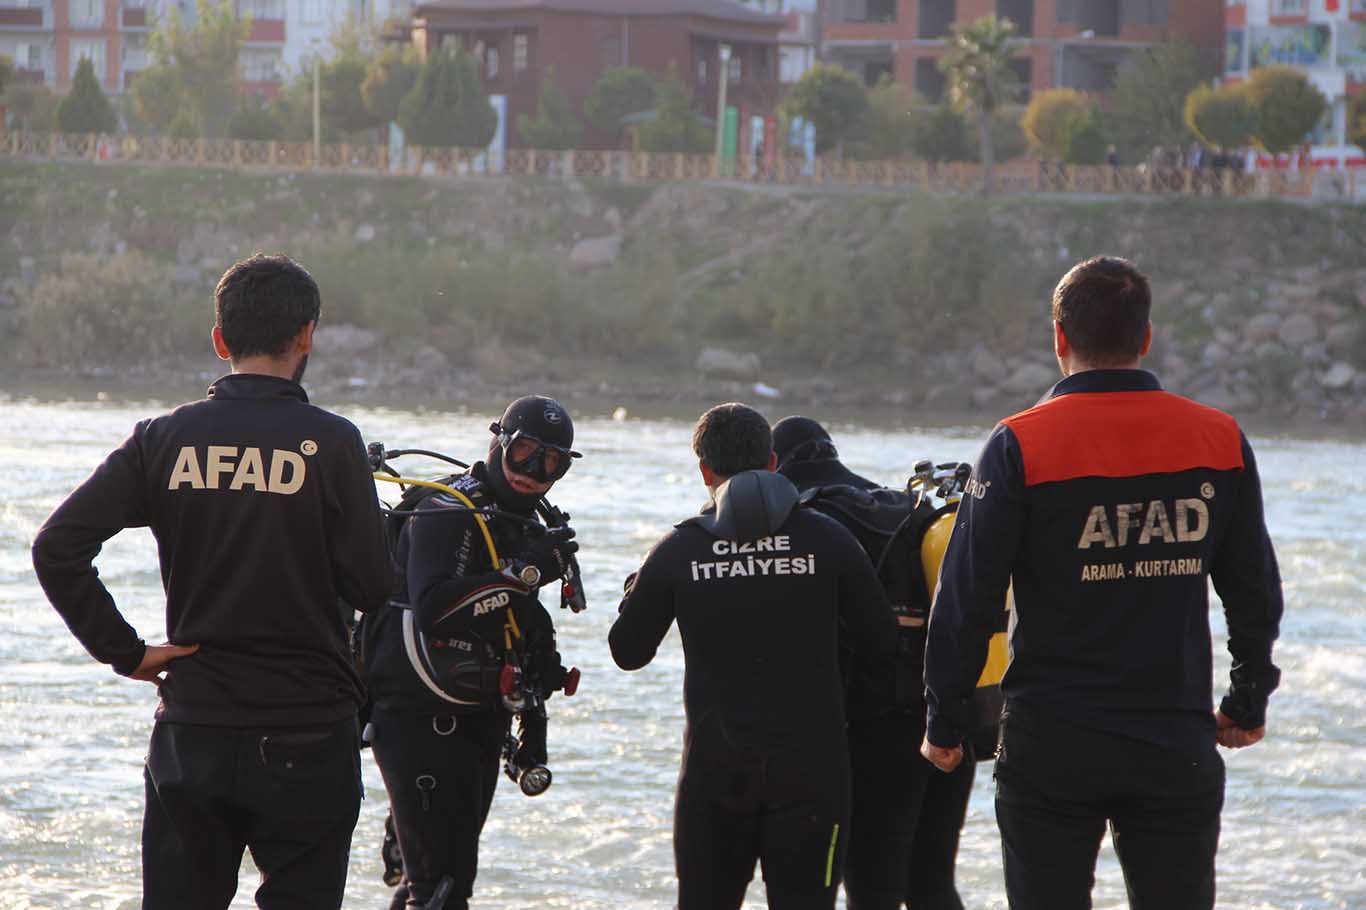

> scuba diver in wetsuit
[610,403,896,910]
[359,396,582,910]
[773,416,974,910]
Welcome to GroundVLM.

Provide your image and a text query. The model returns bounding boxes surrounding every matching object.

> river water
[0,396,1362,910]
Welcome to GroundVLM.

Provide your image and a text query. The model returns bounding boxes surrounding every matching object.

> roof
[414,0,783,27]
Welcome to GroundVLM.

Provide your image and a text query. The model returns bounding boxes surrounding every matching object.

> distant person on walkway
[922,256,1283,910]
[31,253,393,910]
[773,416,973,910]
[610,403,896,910]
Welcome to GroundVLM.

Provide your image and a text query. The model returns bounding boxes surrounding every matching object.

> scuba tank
[911,460,1011,758]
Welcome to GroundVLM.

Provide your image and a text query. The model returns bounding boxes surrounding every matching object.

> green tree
[362,44,421,125]
[0,54,14,98]
[910,104,971,162]
[130,64,184,131]
[939,14,1019,195]
[1107,43,1212,156]
[397,46,497,148]
[638,74,711,154]
[516,68,582,149]
[2,81,58,131]
[1184,83,1257,151]
[1244,65,1327,158]
[1063,111,1108,164]
[148,0,247,136]
[781,62,869,156]
[56,57,118,134]
[855,75,918,160]
[227,100,284,140]
[583,66,659,146]
[970,107,1027,163]
[1021,88,1092,160]
[1349,94,1366,152]
[320,56,382,137]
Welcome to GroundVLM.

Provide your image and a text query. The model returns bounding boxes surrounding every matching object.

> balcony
[122,7,146,28]
[0,6,44,26]
[246,18,285,42]
[826,0,896,25]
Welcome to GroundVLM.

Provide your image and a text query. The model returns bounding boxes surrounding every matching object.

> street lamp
[714,43,732,176]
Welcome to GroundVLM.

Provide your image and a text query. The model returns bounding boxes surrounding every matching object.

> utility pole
[312,39,321,167]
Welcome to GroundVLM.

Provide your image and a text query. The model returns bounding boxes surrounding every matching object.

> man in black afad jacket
[610,403,896,910]
[774,416,972,910]
[31,254,393,910]
[360,396,580,910]
[923,257,1283,910]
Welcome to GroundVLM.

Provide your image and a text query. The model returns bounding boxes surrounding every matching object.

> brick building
[409,0,785,146]
[818,0,1224,101]
[0,0,408,100]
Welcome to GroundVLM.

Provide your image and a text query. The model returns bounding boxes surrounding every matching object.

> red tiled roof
[414,0,782,26]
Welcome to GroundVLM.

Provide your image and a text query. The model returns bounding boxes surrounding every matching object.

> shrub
[56,57,118,134]
[1021,88,1092,160]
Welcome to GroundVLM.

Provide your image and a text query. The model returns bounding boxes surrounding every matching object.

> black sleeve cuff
[111,641,147,677]
[1220,661,1281,729]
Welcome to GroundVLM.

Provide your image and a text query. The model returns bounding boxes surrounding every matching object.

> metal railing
[1,129,1352,200]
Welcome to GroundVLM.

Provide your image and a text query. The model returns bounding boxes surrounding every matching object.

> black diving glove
[514,710,549,769]
[518,527,578,586]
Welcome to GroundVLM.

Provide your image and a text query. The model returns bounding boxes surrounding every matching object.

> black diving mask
[492,423,581,483]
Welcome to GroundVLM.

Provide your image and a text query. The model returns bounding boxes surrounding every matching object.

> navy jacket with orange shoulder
[924,370,1282,750]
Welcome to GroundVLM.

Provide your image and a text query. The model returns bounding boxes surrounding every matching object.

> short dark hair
[214,253,321,360]
[1051,256,1151,366]
[692,403,772,477]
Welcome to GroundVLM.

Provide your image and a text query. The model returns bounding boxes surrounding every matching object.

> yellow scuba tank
[911,461,1010,756]
[920,510,1010,690]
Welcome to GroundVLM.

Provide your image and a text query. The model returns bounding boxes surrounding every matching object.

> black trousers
[368,706,508,910]
[993,703,1225,910]
[844,717,973,910]
[142,717,362,910]
[674,748,849,910]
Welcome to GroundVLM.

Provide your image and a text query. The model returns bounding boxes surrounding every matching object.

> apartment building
[818,0,1223,102]
[0,0,409,98]
[1225,0,1366,166]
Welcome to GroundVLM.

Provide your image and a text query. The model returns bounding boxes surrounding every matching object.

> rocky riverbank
[1,160,1362,427]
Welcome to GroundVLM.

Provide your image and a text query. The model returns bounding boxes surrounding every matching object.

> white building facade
[1225,0,1366,167]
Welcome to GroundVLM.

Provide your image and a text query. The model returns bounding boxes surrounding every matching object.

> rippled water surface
[1,397,1362,910]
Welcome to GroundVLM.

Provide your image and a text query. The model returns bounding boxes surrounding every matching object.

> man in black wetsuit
[923,257,1283,910]
[360,396,581,910]
[31,254,394,909]
[773,416,971,910]
[610,402,896,910]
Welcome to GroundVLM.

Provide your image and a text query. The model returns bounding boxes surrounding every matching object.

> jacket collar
[1043,368,1162,403]
[206,373,310,403]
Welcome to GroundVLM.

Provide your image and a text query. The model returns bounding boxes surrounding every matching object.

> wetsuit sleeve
[1211,434,1283,729]
[31,424,149,676]
[924,424,1025,748]
[406,503,525,639]
[609,534,679,671]
[518,599,566,694]
[832,522,897,660]
[329,423,393,614]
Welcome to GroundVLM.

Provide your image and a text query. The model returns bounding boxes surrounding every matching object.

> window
[513,33,528,71]
[70,38,105,80]
[302,0,323,24]
[728,52,741,83]
[1272,0,1306,14]
[918,0,955,39]
[996,0,1033,37]
[1008,57,1032,102]
[914,57,945,102]
[15,42,41,69]
[486,44,498,79]
[697,56,707,84]
[70,0,102,26]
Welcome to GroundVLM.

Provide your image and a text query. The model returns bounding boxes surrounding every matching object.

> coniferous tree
[56,57,118,134]
[398,46,497,148]
[517,68,582,149]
